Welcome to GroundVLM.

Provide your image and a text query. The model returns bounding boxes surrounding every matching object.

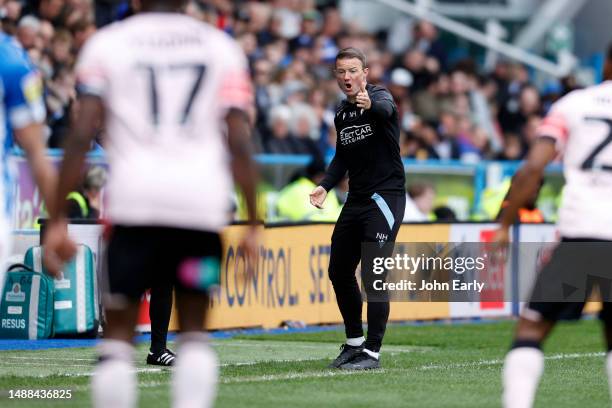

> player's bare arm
[13,123,58,217]
[226,107,259,260]
[495,138,557,244]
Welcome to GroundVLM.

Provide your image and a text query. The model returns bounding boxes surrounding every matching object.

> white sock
[363,349,380,360]
[502,347,544,408]
[346,336,365,347]
[172,333,219,408]
[606,352,612,402]
[92,340,136,408]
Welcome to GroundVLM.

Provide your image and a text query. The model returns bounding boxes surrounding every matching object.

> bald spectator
[265,105,302,154]
[16,15,40,49]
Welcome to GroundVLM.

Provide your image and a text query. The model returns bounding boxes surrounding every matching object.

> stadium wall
[14,222,593,332]
[165,224,452,331]
[163,223,556,331]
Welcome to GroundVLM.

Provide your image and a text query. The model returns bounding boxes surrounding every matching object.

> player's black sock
[149,283,173,354]
[364,301,389,352]
[602,321,612,352]
[510,339,542,350]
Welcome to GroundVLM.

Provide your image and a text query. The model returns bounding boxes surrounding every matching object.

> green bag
[0,264,54,339]
[24,245,100,337]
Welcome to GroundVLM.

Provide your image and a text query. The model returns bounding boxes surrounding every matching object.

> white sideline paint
[5,356,98,362]
[418,351,605,371]
[15,367,165,378]
[2,356,322,366]
[2,351,605,382]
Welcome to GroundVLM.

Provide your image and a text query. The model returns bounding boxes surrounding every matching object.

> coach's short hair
[335,47,367,69]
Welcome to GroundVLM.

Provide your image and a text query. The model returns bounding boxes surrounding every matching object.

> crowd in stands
[1,0,581,162]
[2,0,575,222]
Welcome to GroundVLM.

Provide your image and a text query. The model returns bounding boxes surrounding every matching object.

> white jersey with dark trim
[537,81,612,240]
[75,13,252,231]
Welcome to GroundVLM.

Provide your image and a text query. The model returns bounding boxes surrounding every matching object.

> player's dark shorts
[103,225,222,302]
[525,237,612,324]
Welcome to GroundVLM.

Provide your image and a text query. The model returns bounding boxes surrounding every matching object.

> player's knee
[512,317,553,347]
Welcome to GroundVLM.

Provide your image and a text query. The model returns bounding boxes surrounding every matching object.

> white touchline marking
[18,367,166,378]
[418,352,605,370]
[219,369,371,384]
[211,341,427,353]
[0,361,95,368]
[5,351,605,383]
[0,356,323,367]
[220,358,323,367]
[4,356,97,362]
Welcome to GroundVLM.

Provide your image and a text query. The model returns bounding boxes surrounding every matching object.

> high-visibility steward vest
[66,191,89,218]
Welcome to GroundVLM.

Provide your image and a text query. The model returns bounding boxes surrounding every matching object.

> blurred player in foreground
[0,31,56,287]
[43,1,258,407]
[496,45,612,408]
[310,47,406,370]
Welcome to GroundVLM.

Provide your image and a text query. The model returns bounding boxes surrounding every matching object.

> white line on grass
[4,356,97,362]
[16,367,165,378]
[418,352,605,371]
[220,358,323,367]
[220,369,374,384]
[33,350,609,394]
[3,351,605,382]
[0,361,95,368]
[210,341,426,353]
[0,358,324,376]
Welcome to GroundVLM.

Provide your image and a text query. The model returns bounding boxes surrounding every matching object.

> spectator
[265,104,312,154]
[0,0,572,169]
[412,20,447,70]
[65,166,106,219]
[498,84,541,134]
[49,28,73,68]
[16,15,40,50]
[433,206,457,222]
[404,182,436,222]
[38,19,55,49]
[277,157,341,221]
[34,0,67,27]
[70,19,96,51]
[496,132,525,161]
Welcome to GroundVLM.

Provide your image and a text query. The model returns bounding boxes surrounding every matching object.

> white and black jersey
[537,81,612,240]
[75,12,253,232]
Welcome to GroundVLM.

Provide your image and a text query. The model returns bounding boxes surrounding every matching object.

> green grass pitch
[0,319,609,407]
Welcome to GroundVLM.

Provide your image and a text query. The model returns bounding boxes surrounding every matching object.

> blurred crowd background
[1,0,583,159]
[0,0,596,223]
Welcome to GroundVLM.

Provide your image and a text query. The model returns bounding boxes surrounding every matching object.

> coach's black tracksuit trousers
[328,192,405,352]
